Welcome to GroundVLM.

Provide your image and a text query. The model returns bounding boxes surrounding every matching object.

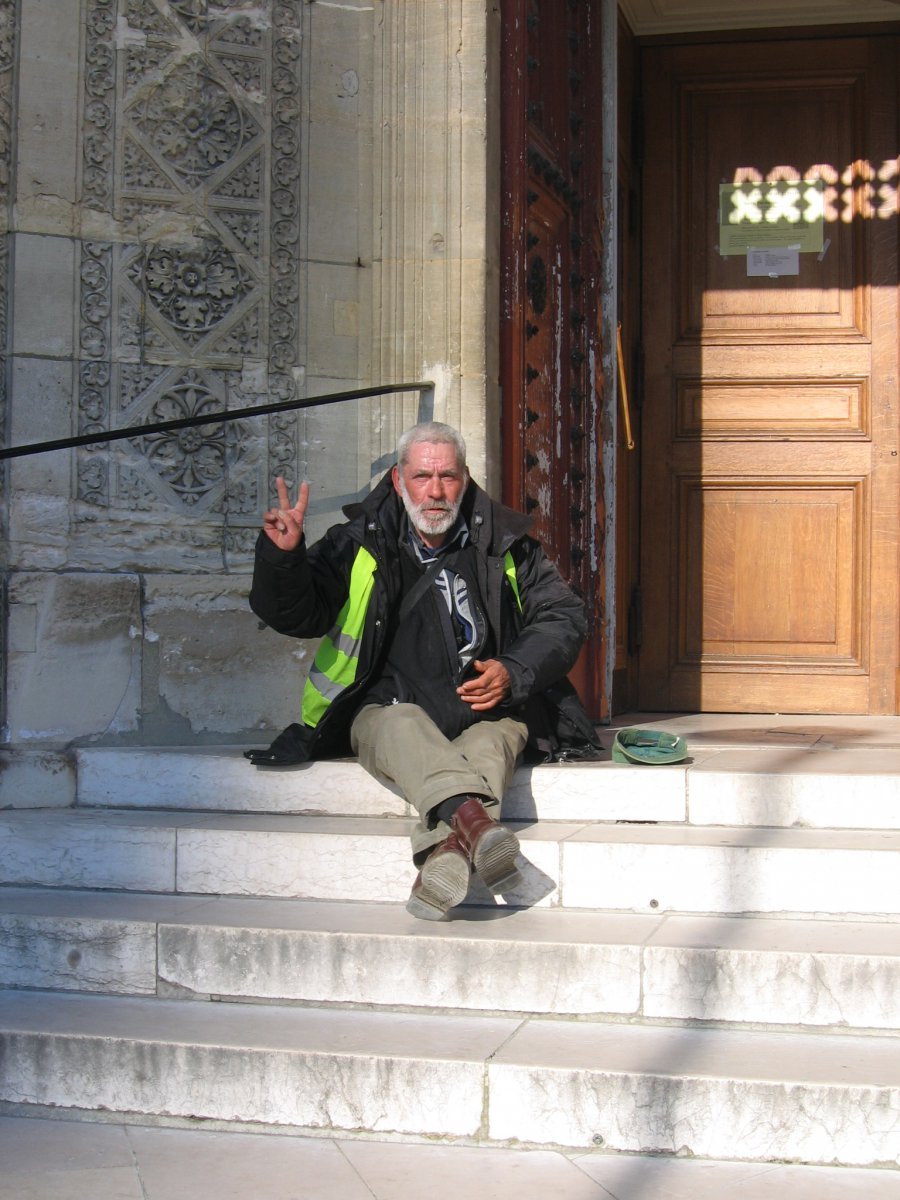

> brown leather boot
[406,831,471,920]
[452,796,522,893]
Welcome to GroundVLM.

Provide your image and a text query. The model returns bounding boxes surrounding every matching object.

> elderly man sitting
[248,421,598,919]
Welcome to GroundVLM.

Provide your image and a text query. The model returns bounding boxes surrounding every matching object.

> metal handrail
[0,381,434,461]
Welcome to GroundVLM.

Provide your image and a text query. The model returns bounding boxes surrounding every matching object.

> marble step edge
[1,989,899,1166]
[76,749,689,823]
[71,746,900,830]
[3,810,900,918]
[1,891,899,1032]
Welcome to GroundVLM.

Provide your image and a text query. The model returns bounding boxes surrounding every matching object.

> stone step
[2,808,899,917]
[74,743,900,829]
[76,746,687,822]
[2,889,899,1031]
[1,988,898,1166]
[487,1016,900,1164]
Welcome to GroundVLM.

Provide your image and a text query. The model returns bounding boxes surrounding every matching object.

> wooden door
[638,33,899,714]
[500,0,606,719]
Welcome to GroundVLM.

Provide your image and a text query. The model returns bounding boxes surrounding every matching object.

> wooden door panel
[681,77,863,339]
[676,379,868,439]
[521,182,573,560]
[639,33,898,715]
[680,483,861,661]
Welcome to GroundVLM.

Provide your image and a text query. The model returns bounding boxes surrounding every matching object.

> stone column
[368,0,500,487]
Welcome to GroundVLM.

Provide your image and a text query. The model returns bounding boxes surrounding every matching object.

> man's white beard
[398,477,464,540]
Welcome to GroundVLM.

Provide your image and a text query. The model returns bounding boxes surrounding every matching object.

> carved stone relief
[77,0,303,563]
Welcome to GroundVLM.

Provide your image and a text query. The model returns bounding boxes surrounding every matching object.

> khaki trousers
[350,702,528,863]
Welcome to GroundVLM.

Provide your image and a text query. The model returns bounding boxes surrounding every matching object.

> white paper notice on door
[747,247,800,278]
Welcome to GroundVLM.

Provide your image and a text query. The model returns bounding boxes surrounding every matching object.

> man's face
[392,440,468,547]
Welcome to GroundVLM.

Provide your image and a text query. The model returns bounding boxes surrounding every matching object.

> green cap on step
[611,727,688,765]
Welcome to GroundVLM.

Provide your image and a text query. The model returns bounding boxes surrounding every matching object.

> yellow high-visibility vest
[504,550,522,612]
[301,546,377,727]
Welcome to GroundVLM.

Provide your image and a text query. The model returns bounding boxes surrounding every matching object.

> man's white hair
[397,421,467,471]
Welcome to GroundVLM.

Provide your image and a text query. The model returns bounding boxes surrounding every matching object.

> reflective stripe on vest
[301,546,378,728]
[504,550,523,612]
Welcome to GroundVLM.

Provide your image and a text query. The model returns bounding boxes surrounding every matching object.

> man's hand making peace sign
[262,476,310,552]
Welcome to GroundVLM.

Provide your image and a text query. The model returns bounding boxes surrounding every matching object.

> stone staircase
[1,716,899,1179]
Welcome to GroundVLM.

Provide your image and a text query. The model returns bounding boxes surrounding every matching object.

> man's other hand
[457,659,511,711]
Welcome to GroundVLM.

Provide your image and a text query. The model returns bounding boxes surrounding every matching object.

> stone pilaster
[368,0,499,486]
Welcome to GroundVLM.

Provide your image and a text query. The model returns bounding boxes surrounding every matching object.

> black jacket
[248,469,601,764]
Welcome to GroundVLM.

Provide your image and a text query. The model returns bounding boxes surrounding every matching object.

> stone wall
[0,0,499,804]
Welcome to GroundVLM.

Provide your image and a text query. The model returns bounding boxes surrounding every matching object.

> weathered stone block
[142,575,308,736]
[305,3,370,264]
[306,263,365,380]
[7,357,77,569]
[15,0,81,225]
[5,572,142,744]
[0,913,156,994]
[0,810,177,891]
[0,750,75,810]
[10,233,76,357]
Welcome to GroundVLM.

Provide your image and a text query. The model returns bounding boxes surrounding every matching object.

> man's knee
[369,702,431,738]
[351,702,430,755]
